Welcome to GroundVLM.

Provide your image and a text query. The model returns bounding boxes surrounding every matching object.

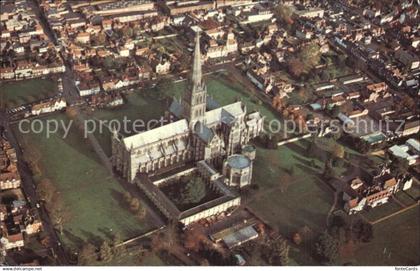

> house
[343,168,403,214]
[362,82,390,103]
[388,138,419,166]
[15,60,33,78]
[0,205,7,221]
[30,98,67,116]
[24,214,43,235]
[77,79,101,97]
[76,32,90,44]
[246,69,273,94]
[401,120,420,137]
[155,59,171,75]
[0,67,15,80]
[0,172,21,191]
[294,8,325,18]
[395,49,420,70]
[102,19,113,30]
[102,77,118,91]
[1,232,24,250]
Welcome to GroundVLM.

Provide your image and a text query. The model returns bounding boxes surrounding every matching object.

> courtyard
[159,175,222,212]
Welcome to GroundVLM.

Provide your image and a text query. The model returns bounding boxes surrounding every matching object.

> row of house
[0,134,43,253]
[0,0,65,81]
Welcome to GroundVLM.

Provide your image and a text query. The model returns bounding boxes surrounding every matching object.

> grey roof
[406,138,420,152]
[207,96,220,110]
[227,155,251,170]
[205,102,245,126]
[222,226,259,248]
[169,99,183,118]
[221,109,236,125]
[123,119,189,150]
[194,121,215,143]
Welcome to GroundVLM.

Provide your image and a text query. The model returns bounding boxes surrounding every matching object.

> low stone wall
[152,167,197,186]
[277,133,312,146]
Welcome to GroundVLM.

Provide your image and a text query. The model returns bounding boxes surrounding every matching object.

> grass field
[13,113,153,249]
[86,92,166,156]
[351,206,420,265]
[101,251,165,266]
[247,142,334,263]
[0,78,57,108]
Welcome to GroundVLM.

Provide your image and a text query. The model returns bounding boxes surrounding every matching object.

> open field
[247,142,334,258]
[13,113,153,249]
[100,250,165,266]
[0,78,57,108]
[86,92,166,156]
[351,206,420,265]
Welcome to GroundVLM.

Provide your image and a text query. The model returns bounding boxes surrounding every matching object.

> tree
[315,231,339,264]
[157,220,182,249]
[273,238,290,266]
[112,233,125,256]
[198,247,237,266]
[272,94,286,112]
[299,42,321,72]
[129,197,141,212]
[274,4,294,24]
[323,157,334,180]
[78,243,97,265]
[321,69,331,81]
[262,237,290,265]
[153,78,173,100]
[292,233,302,245]
[97,32,106,45]
[352,219,373,243]
[123,191,132,203]
[99,241,113,262]
[332,144,345,160]
[288,58,305,78]
[104,56,115,69]
[390,157,409,177]
[122,26,134,38]
[178,177,207,205]
[37,179,56,202]
[330,106,341,118]
[297,88,312,103]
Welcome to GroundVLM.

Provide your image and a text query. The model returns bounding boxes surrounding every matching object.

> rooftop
[226,155,251,170]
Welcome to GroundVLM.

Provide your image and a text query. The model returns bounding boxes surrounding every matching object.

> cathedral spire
[191,30,202,88]
[182,30,207,126]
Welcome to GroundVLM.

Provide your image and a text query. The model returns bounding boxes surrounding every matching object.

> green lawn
[352,206,420,266]
[86,92,166,156]
[13,113,153,249]
[248,143,334,235]
[101,251,165,266]
[0,78,58,108]
[360,201,403,222]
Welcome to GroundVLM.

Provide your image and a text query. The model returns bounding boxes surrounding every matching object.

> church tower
[183,31,207,127]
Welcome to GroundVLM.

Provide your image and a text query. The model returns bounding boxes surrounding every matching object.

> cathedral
[112,31,264,183]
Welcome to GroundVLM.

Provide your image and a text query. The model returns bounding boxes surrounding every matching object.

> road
[0,113,69,265]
